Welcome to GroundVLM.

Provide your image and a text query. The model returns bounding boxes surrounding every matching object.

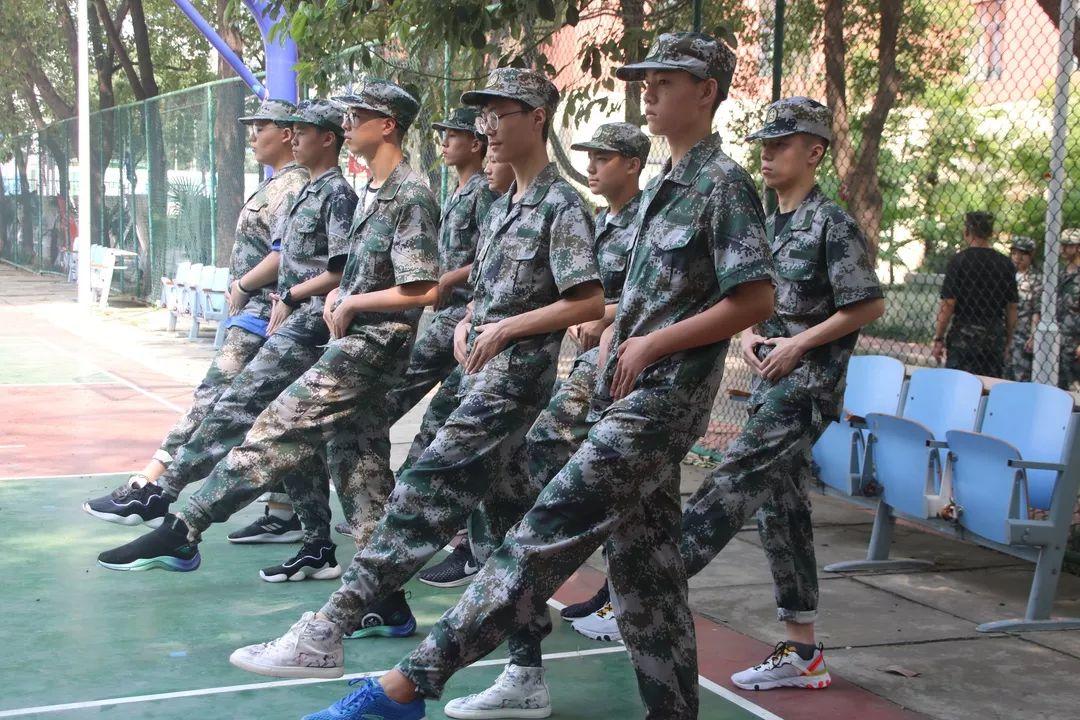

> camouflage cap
[570,122,651,164]
[1062,228,1080,246]
[1010,235,1036,253]
[238,98,297,124]
[283,99,345,136]
[333,77,421,131]
[460,68,560,115]
[432,106,483,135]
[746,96,833,143]
[615,32,737,99]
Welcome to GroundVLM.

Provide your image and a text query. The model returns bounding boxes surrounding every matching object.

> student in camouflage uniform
[1007,236,1041,381]
[232,34,776,720]
[229,65,614,712]
[1058,228,1080,391]
[383,107,496,425]
[96,99,358,570]
[932,211,1019,377]
[82,99,310,536]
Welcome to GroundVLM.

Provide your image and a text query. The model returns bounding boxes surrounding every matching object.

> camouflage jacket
[1059,265,1080,341]
[752,184,883,419]
[440,170,497,307]
[336,160,441,369]
[231,162,309,320]
[1015,269,1042,340]
[591,133,773,436]
[463,162,599,399]
[594,192,641,304]
[274,166,357,345]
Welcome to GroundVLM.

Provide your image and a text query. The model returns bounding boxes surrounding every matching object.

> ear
[699,78,718,110]
[627,156,642,176]
[470,136,484,154]
[383,117,399,141]
[532,106,547,136]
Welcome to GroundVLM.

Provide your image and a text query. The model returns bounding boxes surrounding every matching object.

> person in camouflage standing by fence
[229,66,608,717]
[82,98,310,541]
[231,33,775,720]
[1058,228,1080,391]
[1007,236,1041,381]
[95,99,359,572]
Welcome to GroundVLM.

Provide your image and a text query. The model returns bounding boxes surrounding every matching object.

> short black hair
[333,132,345,153]
[515,100,551,141]
[965,211,994,239]
[692,77,723,115]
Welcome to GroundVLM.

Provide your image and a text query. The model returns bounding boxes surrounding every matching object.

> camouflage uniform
[1058,229,1080,390]
[315,67,601,670]
[156,101,357,510]
[680,99,882,630]
[1007,236,1041,381]
[177,82,442,548]
[155,100,308,470]
[385,108,496,426]
[396,36,770,720]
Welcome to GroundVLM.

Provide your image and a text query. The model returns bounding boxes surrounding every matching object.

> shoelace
[334,678,376,711]
[595,602,615,619]
[758,641,794,669]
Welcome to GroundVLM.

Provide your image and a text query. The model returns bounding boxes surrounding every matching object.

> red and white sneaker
[731,642,832,691]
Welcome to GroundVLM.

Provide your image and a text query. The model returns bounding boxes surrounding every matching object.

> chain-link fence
[1,1,1077,461]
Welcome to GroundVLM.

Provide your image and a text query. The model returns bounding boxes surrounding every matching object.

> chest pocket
[448,216,475,249]
[290,208,321,256]
[651,223,696,291]
[362,219,394,284]
[599,249,629,298]
[776,233,822,282]
[507,237,541,293]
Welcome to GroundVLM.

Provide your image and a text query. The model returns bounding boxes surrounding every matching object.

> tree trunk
[213,0,246,266]
[620,0,646,125]
[13,146,36,263]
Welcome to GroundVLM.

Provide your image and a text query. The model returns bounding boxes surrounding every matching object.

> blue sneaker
[303,678,425,720]
[345,591,417,640]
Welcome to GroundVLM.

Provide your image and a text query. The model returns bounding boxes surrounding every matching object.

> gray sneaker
[228,612,344,679]
[443,663,552,719]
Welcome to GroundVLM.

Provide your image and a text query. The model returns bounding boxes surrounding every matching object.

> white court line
[0,381,124,389]
[35,338,185,414]
[0,444,27,450]
[0,646,628,718]
[0,470,137,482]
[699,675,785,720]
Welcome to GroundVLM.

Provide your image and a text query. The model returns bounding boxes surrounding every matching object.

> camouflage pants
[1059,337,1080,391]
[1006,329,1034,381]
[398,366,464,473]
[946,321,1006,378]
[318,367,556,669]
[156,332,321,501]
[680,383,825,624]
[177,335,403,546]
[157,326,265,464]
[385,305,466,426]
[398,392,698,719]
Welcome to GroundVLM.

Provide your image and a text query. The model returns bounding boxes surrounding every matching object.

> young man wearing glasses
[229,68,605,718]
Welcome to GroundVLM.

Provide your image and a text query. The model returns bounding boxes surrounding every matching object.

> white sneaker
[443,664,552,719]
[228,611,344,679]
[570,602,622,642]
[731,642,832,690]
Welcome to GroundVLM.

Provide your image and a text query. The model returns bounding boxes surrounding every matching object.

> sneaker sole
[417,573,476,588]
[732,673,832,691]
[229,651,343,679]
[259,564,342,583]
[98,554,201,572]
[444,705,552,719]
[345,615,417,640]
[571,625,621,643]
[228,530,305,544]
[82,504,165,528]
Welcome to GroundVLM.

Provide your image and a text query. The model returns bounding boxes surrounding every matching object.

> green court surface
[0,339,114,386]
[0,474,763,719]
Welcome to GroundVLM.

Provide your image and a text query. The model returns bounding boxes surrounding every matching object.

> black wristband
[282,289,302,309]
[237,279,252,294]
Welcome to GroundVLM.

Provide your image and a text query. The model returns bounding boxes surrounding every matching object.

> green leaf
[471,28,487,49]
[537,0,556,22]
[566,0,579,26]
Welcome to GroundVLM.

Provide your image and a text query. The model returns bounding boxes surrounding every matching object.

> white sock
[267,505,295,520]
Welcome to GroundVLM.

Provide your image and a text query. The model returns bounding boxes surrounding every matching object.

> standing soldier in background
[1006,236,1040,381]
[1058,229,1080,391]
[932,211,1018,377]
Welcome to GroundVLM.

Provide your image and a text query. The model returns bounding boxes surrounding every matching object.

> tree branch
[129,0,159,96]
[823,0,854,184]
[21,63,74,118]
[855,0,902,175]
[94,0,146,99]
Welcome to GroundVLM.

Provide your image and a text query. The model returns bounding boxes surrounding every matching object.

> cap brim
[615,61,707,81]
[432,121,476,133]
[238,114,275,124]
[570,141,619,153]
[283,116,344,135]
[744,126,795,142]
[460,89,537,108]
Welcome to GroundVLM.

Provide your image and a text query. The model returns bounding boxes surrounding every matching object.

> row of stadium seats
[159,261,230,348]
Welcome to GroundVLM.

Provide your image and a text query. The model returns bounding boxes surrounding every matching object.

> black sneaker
[560,583,609,622]
[82,481,170,528]
[345,590,417,639]
[418,542,479,588]
[228,507,304,544]
[259,541,343,583]
[97,514,201,572]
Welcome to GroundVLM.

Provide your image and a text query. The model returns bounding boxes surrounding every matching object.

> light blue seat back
[945,430,1023,544]
[902,368,983,440]
[868,413,936,515]
[844,355,906,418]
[978,382,1072,510]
